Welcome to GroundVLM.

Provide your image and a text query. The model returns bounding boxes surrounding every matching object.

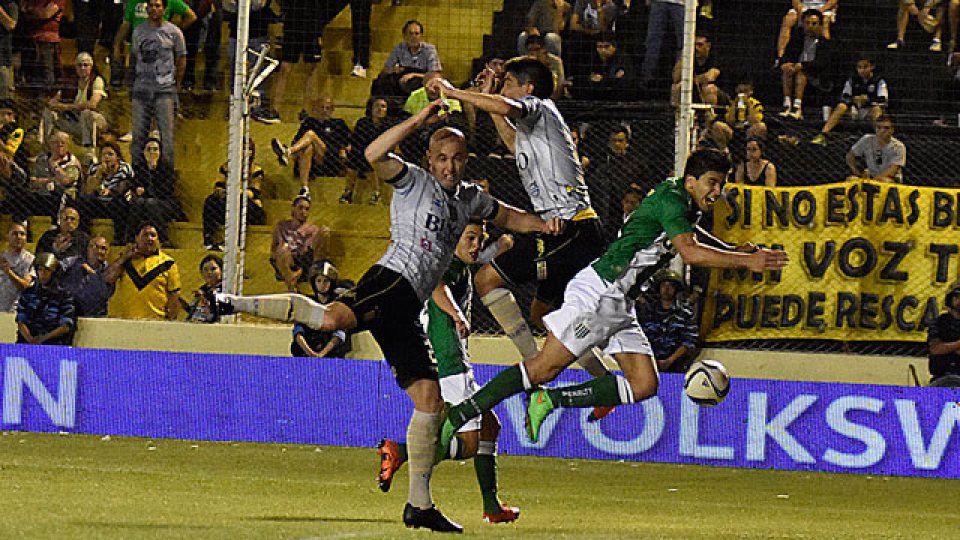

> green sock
[547,374,628,408]
[449,366,525,427]
[474,453,502,515]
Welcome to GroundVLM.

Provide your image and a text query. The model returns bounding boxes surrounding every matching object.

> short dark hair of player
[403,20,423,34]
[503,57,554,99]
[684,149,732,181]
[857,54,874,66]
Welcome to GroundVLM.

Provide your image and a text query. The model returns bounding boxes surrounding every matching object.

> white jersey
[514,95,592,220]
[377,163,499,302]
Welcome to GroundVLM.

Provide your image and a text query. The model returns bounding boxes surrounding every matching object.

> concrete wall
[0,313,928,386]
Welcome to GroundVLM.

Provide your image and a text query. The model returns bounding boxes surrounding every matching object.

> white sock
[519,362,534,391]
[477,440,496,456]
[783,96,791,108]
[616,374,636,404]
[482,288,538,360]
[223,293,326,330]
[407,410,439,509]
[793,98,802,110]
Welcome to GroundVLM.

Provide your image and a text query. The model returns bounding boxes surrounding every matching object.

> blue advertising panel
[2,344,959,478]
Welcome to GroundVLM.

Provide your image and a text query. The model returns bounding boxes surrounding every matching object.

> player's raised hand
[476,68,497,94]
[419,99,449,125]
[425,76,455,96]
[541,217,565,236]
[747,248,789,273]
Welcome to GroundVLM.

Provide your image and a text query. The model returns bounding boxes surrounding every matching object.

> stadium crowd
[0,0,955,373]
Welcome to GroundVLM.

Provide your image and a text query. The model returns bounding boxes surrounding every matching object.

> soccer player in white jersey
[426,58,613,391]
[439,149,789,453]
[212,100,560,533]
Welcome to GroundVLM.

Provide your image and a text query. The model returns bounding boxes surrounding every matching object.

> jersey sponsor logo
[574,322,590,340]
[424,213,445,232]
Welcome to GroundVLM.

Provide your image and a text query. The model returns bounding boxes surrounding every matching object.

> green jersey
[423,257,472,378]
[591,177,696,294]
[124,0,191,30]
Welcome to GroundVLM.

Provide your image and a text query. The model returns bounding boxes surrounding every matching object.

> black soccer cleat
[402,503,463,534]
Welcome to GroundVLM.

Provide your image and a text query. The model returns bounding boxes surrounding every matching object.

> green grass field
[2,431,959,539]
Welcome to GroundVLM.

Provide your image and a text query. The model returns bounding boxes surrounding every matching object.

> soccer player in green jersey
[377,221,520,523]
[439,149,790,450]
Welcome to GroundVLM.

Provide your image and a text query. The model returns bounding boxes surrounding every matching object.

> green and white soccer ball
[683,359,730,407]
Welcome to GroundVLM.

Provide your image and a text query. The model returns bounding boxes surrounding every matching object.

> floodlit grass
[2,431,959,539]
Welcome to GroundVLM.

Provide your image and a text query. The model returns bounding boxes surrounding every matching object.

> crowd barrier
[2,344,958,479]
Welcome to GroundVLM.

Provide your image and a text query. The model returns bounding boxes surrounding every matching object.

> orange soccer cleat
[377,438,405,493]
[483,505,521,524]
[587,405,617,422]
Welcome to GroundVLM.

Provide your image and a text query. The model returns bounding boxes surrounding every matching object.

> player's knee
[628,374,659,401]
[526,359,563,386]
[474,265,503,296]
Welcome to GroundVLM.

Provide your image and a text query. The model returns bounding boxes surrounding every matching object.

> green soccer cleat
[525,389,556,443]
[436,403,456,463]
[811,133,827,146]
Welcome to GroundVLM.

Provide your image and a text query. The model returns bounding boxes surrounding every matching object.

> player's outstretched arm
[490,203,560,235]
[365,100,445,180]
[673,232,789,273]
[426,77,524,119]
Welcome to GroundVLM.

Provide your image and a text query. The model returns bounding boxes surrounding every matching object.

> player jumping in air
[439,149,790,453]
[212,101,560,533]
[426,58,616,417]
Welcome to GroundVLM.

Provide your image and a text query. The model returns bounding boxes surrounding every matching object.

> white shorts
[440,369,483,433]
[542,265,652,360]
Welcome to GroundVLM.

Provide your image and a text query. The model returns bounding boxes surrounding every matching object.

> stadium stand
[0,0,956,359]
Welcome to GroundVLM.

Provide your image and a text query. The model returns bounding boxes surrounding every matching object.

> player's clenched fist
[540,217,565,236]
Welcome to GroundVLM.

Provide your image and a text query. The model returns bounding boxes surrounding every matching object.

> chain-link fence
[0,0,957,356]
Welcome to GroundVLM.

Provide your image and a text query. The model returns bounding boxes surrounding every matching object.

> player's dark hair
[503,57,554,99]
[857,54,874,65]
[685,149,732,181]
[292,195,311,207]
[403,20,423,34]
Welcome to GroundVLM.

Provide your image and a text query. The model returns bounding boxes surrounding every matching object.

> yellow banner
[703,180,960,342]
